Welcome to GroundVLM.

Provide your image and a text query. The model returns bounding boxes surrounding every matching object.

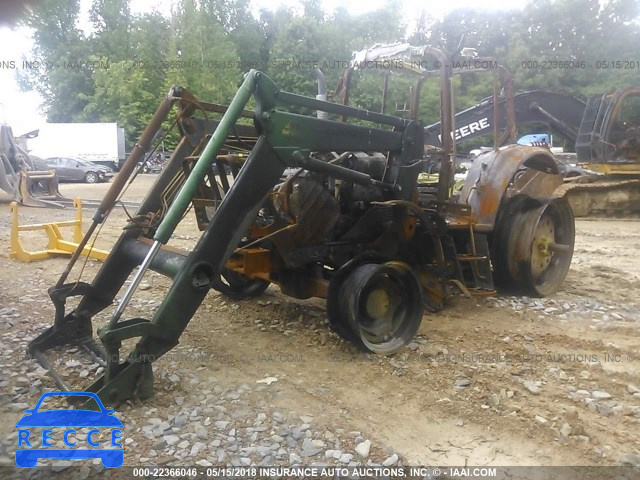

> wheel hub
[531,214,555,278]
[365,288,390,319]
[333,261,424,354]
[501,198,575,297]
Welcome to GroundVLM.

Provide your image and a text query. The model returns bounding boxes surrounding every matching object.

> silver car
[45,157,114,183]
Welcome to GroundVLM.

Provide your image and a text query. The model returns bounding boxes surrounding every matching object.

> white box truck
[27,123,126,171]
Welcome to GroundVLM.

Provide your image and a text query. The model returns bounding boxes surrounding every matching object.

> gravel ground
[0,177,639,478]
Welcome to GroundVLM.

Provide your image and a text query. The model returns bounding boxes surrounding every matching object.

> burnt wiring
[70,111,184,289]
[69,94,257,291]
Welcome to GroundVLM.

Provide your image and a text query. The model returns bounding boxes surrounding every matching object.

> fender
[457,145,563,231]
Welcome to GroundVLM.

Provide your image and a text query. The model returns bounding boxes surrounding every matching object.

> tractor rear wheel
[494,198,574,297]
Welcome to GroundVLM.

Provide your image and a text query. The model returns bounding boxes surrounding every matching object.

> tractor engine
[227,151,429,354]
[269,152,392,268]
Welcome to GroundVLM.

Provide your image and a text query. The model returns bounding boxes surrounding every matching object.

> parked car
[90,159,120,172]
[137,152,168,174]
[44,157,113,183]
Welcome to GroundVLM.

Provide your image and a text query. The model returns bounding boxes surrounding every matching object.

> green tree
[18,0,94,122]
[82,59,158,145]
[128,12,171,95]
[163,0,240,103]
[266,0,407,106]
[82,6,171,145]
[20,0,640,149]
[90,0,132,61]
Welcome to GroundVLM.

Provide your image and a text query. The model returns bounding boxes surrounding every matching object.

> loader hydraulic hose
[55,89,178,288]
[94,93,176,225]
[108,70,258,327]
[154,70,258,244]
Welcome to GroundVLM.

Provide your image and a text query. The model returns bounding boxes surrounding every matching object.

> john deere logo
[15,391,123,468]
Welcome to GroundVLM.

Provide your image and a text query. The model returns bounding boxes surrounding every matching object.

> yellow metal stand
[10,199,109,263]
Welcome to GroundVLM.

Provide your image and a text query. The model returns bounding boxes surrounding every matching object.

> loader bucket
[0,124,70,208]
[19,170,69,208]
[0,153,19,196]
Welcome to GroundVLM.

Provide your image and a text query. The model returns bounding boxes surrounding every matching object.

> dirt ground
[0,174,639,472]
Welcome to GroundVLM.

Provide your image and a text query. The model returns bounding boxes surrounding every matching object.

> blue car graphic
[15,391,124,468]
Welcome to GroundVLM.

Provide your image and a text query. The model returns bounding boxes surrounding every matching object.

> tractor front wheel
[328,260,424,354]
[212,269,269,300]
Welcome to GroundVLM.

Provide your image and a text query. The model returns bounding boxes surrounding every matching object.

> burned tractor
[29,46,575,406]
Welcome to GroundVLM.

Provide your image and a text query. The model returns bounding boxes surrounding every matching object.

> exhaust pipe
[312,69,328,120]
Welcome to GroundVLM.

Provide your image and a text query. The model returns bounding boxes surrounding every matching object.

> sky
[0,0,528,136]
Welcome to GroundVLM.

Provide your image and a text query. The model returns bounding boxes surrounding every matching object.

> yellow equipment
[10,198,109,262]
[1,125,69,208]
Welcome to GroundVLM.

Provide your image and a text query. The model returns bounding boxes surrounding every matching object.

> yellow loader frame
[10,199,109,262]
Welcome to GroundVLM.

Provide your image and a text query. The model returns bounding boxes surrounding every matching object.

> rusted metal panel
[458,145,564,230]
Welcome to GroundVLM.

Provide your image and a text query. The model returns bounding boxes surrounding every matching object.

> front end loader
[28,48,576,406]
[0,125,68,208]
